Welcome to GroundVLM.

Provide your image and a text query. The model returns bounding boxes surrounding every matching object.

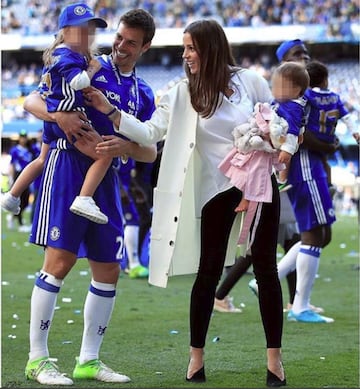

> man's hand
[75,128,105,160]
[53,111,93,144]
[95,135,132,158]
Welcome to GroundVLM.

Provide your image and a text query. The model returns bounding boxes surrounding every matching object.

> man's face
[284,44,310,65]
[111,22,151,72]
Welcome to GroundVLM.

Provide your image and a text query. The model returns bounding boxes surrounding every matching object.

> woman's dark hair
[184,19,238,118]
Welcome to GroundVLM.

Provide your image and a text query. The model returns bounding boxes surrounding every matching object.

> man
[276,39,338,323]
[23,8,157,385]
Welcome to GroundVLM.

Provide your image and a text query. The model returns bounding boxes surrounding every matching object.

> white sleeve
[117,90,171,146]
[69,71,91,90]
[280,133,299,155]
[341,113,358,134]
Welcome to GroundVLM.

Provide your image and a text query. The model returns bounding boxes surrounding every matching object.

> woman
[85,19,286,387]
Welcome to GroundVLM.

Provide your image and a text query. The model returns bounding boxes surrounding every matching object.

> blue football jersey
[88,54,155,135]
[10,144,33,172]
[39,45,90,143]
[273,97,307,137]
[40,45,89,113]
[304,87,349,144]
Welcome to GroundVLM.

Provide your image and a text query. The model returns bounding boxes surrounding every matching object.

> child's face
[64,22,96,53]
[271,73,302,102]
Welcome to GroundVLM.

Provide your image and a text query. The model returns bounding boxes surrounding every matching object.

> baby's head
[271,62,309,102]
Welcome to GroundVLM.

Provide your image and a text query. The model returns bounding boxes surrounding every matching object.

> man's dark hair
[120,9,155,45]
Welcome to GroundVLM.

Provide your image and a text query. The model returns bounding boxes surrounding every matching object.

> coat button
[189,142,194,148]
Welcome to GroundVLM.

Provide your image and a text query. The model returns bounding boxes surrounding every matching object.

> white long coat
[118,69,272,287]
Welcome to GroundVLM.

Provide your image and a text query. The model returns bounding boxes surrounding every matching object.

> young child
[1,3,111,224]
[218,61,309,247]
[304,60,359,191]
[272,61,310,191]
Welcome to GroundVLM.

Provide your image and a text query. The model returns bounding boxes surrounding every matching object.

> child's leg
[79,157,112,197]
[70,157,112,224]
[277,163,292,192]
[278,168,288,184]
[235,198,249,212]
[1,143,49,215]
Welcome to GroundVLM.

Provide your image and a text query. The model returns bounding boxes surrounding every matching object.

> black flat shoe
[266,369,286,387]
[186,366,206,382]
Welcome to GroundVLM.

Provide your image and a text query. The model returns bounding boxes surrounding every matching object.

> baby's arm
[341,114,359,145]
[278,150,292,164]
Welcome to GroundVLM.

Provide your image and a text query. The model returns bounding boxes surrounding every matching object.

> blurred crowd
[2,0,359,35]
[2,59,359,136]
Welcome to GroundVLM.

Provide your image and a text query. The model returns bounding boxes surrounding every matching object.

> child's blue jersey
[40,45,89,142]
[273,97,307,137]
[304,87,348,144]
[40,45,89,113]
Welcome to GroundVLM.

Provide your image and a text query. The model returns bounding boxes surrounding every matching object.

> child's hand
[278,150,292,164]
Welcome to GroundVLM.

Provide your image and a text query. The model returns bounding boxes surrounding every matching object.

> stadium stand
[1,0,359,33]
[1,1,359,144]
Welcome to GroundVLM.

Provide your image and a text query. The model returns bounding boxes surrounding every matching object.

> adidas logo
[95,75,108,83]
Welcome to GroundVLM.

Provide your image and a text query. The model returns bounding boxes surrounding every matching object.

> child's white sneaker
[1,192,21,214]
[70,196,108,224]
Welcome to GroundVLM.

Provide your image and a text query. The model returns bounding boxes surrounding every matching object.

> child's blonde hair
[42,28,96,66]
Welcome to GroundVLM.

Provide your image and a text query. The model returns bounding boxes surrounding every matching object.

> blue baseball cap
[58,3,107,30]
[276,39,304,62]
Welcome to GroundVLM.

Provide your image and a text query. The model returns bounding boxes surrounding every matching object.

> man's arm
[23,91,55,122]
[23,91,93,143]
[302,129,340,154]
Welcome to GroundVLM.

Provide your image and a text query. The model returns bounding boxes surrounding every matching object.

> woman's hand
[53,111,93,144]
[83,86,113,114]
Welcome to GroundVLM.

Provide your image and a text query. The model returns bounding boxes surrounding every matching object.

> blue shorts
[287,177,336,233]
[30,140,125,263]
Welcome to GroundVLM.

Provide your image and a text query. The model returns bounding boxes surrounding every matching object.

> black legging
[190,175,283,349]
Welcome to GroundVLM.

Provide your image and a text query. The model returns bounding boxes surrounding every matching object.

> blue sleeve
[55,51,87,85]
[278,101,304,136]
[137,79,156,122]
